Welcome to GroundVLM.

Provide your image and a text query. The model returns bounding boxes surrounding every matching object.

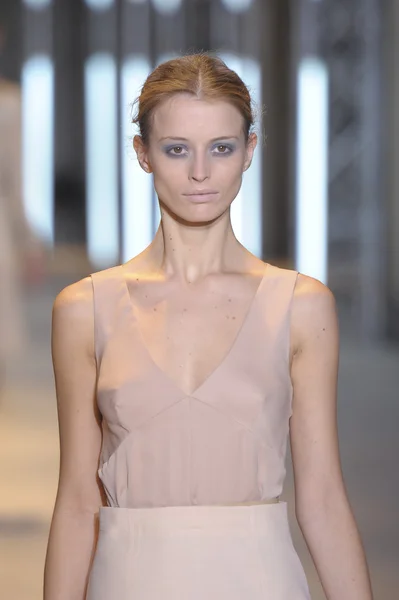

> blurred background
[0,0,398,598]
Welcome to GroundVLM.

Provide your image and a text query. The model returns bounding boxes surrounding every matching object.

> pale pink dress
[86,263,311,599]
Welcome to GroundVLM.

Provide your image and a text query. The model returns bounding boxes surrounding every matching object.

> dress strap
[260,265,299,363]
[90,265,125,369]
[285,269,299,366]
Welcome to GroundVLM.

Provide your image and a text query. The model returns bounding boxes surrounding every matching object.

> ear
[243,132,258,172]
[133,135,153,173]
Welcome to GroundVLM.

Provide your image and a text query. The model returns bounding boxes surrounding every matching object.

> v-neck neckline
[120,263,271,398]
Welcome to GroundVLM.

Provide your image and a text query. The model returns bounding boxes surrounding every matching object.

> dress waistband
[99,499,286,535]
[213,497,280,507]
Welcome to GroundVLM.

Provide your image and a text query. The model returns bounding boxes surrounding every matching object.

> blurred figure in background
[0,14,46,392]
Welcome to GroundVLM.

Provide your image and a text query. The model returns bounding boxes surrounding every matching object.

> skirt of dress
[86,501,311,600]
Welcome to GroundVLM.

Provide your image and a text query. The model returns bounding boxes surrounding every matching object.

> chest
[127,275,264,397]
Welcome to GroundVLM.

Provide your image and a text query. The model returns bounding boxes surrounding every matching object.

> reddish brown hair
[131,52,255,146]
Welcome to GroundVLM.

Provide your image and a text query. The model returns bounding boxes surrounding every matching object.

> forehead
[150,94,244,140]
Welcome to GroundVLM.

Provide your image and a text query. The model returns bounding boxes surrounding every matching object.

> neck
[139,211,249,284]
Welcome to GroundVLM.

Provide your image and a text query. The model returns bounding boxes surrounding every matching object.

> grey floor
[0,266,398,600]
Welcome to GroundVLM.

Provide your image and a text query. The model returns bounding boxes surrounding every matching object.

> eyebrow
[158,136,239,143]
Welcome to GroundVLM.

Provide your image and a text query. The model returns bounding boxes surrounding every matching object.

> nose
[189,151,210,182]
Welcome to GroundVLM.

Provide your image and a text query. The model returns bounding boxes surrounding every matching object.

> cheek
[152,161,184,197]
[155,155,185,175]
[152,153,245,191]
[215,156,246,183]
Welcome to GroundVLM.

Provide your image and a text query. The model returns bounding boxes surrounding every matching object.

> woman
[44,53,373,599]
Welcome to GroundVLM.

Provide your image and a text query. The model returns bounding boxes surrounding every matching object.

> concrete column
[260,0,292,263]
[53,0,86,244]
[384,0,399,340]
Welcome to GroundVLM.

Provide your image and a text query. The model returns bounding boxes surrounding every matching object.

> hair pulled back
[132,52,256,146]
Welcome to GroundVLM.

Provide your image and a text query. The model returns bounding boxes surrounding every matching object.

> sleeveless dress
[86,263,312,599]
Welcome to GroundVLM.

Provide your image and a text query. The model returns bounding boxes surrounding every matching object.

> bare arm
[289,275,373,600]
[43,277,106,600]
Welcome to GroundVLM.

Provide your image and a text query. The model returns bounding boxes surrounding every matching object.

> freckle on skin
[232,316,236,320]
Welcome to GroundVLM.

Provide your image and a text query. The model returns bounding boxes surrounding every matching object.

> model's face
[134,94,257,222]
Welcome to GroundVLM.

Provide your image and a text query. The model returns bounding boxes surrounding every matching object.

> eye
[167,146,186,156]
[213,144,233,154]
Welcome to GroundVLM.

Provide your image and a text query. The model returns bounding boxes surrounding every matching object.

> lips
[184,191,219,203]
[184,191,218,195]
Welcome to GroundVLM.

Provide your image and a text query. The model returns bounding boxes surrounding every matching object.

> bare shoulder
[52,276,95,357]
[293,271,335,305]
[52,275,94,322]
[291,272,339,355]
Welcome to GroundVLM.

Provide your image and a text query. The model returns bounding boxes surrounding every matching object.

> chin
[159,195,228,222]
[184,204,229,225]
